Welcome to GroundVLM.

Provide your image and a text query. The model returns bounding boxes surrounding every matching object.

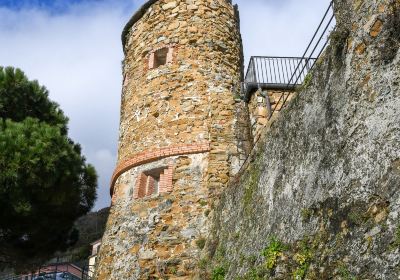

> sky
[0,0,331,210]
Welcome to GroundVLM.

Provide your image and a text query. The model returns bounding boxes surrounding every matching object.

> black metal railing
[268,0,335,118]
[244,56,316,87]
[236,1,336,175]
[242,0,336,113]
[1,263,93,280]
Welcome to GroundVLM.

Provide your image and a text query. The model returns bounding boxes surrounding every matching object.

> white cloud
[0,0,332,210]
[234,0,332,65]
[92,149,116,208]
[0,1,133,210]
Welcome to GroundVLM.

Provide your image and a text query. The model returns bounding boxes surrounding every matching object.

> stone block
[162,1,177,10]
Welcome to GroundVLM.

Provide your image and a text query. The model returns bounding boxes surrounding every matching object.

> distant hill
[0,207,110,277]
[49,207,110,267]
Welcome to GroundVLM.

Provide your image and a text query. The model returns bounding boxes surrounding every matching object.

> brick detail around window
[159,163,173,193]
[166,47,174,64]
[148,52,155,70]
[146,176,156,197]
[147,45,176,70]
[110,142,210,196]
[132,164,174,200]
[134,172,148,199]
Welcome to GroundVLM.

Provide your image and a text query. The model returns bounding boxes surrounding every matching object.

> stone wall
[94,0,247,279]
[96,153,209,279]
[248,89,295,139]
[202,0,400,279]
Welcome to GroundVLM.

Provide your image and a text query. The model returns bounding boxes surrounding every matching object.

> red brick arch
[110,142,210,196]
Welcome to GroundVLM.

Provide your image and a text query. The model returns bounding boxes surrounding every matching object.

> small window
[145,167,162,196]
[154,48,169,68]
[148,47,174,70]
[134,165,173,199]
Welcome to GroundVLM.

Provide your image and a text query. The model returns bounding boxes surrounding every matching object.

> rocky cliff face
[202,0,400,279]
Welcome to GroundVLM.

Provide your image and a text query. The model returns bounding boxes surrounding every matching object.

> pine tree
[0,67,97,269]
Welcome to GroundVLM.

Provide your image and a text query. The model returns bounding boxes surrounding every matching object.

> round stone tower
[94,0,247,279]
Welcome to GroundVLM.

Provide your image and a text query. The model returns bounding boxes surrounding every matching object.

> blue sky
[0,0,113,10]
[0,0,332,210]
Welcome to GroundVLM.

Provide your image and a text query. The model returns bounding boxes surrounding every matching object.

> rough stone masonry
[95,0,400,279]
[202,0,400,279]
[94,0,251,279]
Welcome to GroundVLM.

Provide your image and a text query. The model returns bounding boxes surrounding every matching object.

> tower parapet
[94,0,250,278]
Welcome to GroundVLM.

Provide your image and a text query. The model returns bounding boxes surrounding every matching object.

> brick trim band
[110,142,211,196]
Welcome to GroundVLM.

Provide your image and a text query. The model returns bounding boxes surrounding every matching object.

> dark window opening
[154,48,169,68]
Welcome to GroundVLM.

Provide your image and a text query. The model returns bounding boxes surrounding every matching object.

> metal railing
[1,263,93,280]
[236,0,336,175]
[244,56,316,88]
[241,0,336,112]
[267,0,335,118]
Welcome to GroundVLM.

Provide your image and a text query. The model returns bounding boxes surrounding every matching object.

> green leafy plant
[198,258,208,270]
[243,163,261,214]
[301,208,313,222]
[212,266,226,280]
[196,238,206,249]
[262,237,285,270]
[338,264,357,280]
[292,239,313,280]
[199,200,208,207]
[394,225,400,247]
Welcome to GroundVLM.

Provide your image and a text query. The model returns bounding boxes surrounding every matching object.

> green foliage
[394,225,400,247]
[0,67,97,268]
[196,238,206,250]
[299,73,313,91]
[292,239,313,280]
[348,209,368,226]
[243,162,261,214]
[262,237,285,270]
[169,266,178,275]
[338,264,357,280]
[303,73,313,86]
[215,246,226,262]
[301,208,313,222]
[71,244,91,261]
[236,266,269,280]
[199,200,208,207]
[0,66,68,133]
[198,258,208,270]
[328,28,350,62]
[212,266,226,280]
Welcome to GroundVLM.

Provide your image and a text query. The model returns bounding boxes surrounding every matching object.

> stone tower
[94,0,249,279]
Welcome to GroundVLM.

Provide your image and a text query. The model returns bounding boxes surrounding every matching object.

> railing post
[251,57,257,83]
[263,89,272,118]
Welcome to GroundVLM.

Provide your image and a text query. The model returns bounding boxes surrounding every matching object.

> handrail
[237,1,336,176]
[241,1,336,112]
[269,0,335,118]
[1,263,94,280]
[244,56,316,85]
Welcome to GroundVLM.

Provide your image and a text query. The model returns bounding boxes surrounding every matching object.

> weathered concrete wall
[94,0,247,279]
[202,0,400,279]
